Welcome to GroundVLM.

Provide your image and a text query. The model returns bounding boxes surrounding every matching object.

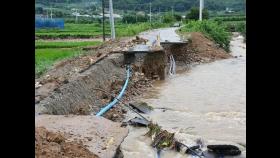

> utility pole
[149,2,152,24]
[172,6,174,17]
[50,8,53,19]
[109,0,115,39]
[199,0,203,21]
[202,0,204,9]
[158,7,160,22]
[244,0,246,16]
[74,9,78,23]
[102,0,105,42]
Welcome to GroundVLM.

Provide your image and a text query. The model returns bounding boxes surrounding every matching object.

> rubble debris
[186,145,201,154]
[207,144,241,156]
[129,101,153,114]
[132,36,148,45]
[121,117,150,127]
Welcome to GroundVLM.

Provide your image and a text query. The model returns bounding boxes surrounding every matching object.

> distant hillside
[35,0,245,13]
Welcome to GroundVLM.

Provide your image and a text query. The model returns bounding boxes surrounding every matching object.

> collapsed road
[35,27,245,158]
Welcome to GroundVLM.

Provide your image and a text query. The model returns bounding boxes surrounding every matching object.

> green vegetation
[35,19,171,78]
[186,7,209,20]
[35,41,101,49]
[35,21,168,77]
[222,21,245,32]
[161,12,182,23]
[122,14,149,24]
[212,16,246,22]
[36,0,245,16]
[180,20,231,52]
[35,23,109,39]
[214,16,246,42]
[35,40,101,77]
[36,48,79,77]
[36,22,169,39]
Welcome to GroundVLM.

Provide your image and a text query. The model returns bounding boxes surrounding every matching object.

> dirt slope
[163,32,231,64]
[35,127,99,158]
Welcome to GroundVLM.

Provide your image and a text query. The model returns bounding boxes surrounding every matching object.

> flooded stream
[121,30,246,158]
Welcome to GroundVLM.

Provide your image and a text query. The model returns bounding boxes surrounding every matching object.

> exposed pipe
[169,54,176,75]
[96,65,130,116]
[92,87,149,121]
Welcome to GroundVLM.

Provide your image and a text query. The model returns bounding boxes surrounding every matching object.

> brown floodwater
[121,30,246,158]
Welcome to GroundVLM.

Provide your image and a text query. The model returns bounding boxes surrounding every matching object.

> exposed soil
[35,31,231,120]
[36,115,129,158]
[187,32,231,61]
[163,32,231,65]
[35,30,233,158]
[35,127,99,158]
[35,36,147,105]
[103,71,153,121]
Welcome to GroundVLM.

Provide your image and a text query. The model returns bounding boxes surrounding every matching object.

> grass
[211,16,246,22]
[180,20,231,52]
[219,20,246,42]
[35,22,170,77]
[35,23,110,39]
[35,41,102,49]
[210,14,246,41]
[35,41,102,78]
[35,22,170,39]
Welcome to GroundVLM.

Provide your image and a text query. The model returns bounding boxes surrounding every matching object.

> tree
[35,7,44,14]
[162,12,174,23]
[122,14,136,23]
[173,14,182,21]
[203,9,209,19]
[186,7,209,20]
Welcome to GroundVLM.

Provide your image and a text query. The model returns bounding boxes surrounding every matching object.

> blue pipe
[96,65,130,116]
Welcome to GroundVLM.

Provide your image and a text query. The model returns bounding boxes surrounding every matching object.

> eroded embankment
[163,32,231,66]
[35,31,231,118]
[35,30,232,158]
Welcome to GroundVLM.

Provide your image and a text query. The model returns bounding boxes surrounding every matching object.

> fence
[35,18,64,29]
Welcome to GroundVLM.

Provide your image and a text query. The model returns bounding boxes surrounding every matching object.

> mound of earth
[187,32,231,60]
[35,127,99,158]
[163,32,231,64]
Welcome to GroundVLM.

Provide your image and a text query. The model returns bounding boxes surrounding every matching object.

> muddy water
[121,32,246,158]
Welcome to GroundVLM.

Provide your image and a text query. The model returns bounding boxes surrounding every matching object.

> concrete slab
[35,115,128,158]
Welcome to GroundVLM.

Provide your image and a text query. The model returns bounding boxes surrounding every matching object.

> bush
[162,13,174,23]
[181,20,230,51]
[236,22,246,41]
[122,14,148,24]
[213,16,246,22]
[186,7,209,20]
[173,14,182,21]
[223,21,246,33]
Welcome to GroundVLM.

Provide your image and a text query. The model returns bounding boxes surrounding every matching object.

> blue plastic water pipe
[96,65,130,116]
